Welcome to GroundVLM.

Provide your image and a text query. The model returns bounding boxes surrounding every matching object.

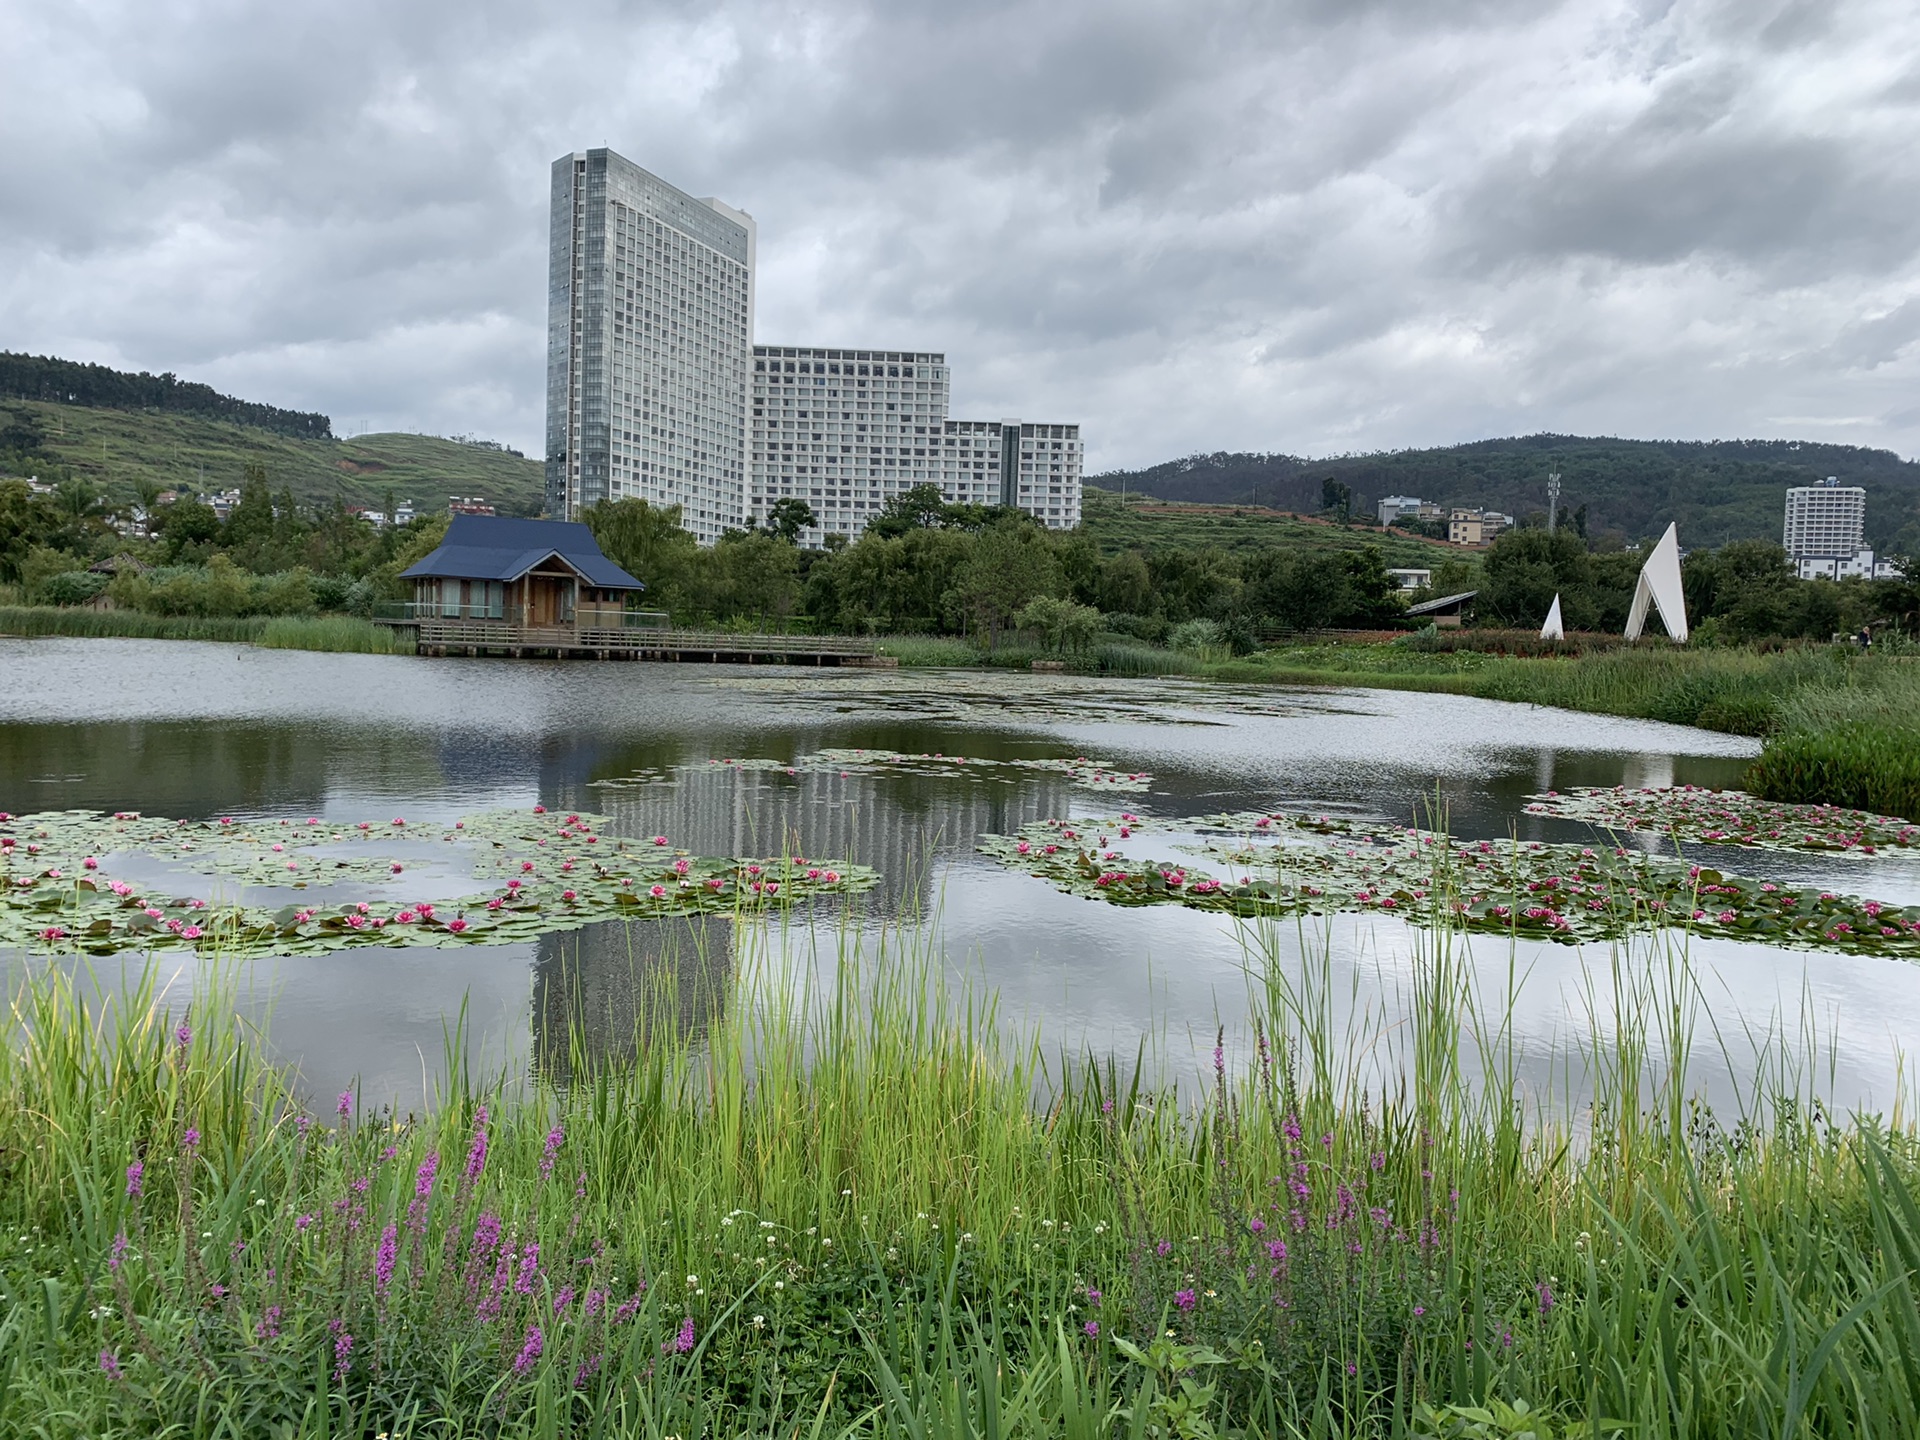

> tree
[944,521,1061,650]
[0,480,58,583]
[1097,550,1152,615]
[763,497,817,545]
[156,497,220,562]
[865,484,950,538]
[1320,477,1352,521]
[1017,594,1100,655]
[1481,529,1597,628]
[584,499,698,615]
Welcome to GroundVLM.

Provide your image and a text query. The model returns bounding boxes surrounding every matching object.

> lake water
[5,636,1919,1118]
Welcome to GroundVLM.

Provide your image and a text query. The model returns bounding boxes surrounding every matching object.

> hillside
[1095,436,1920,554]
[1079,486,1455,566]
[3,400,546,516]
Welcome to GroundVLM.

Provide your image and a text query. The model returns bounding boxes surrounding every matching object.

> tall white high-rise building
[546,149,754,540]
[748,345,1081,542]
[1783,477,1865,560]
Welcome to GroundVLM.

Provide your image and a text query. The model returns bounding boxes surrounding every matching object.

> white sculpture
[1540,594,1564,640]
[1625,523,1688,643]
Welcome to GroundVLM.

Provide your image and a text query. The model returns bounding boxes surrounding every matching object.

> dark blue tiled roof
[400,516,645,591]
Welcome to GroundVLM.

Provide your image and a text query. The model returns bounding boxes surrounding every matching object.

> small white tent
[1540,594,1564,641]
[1625,523,1688,643]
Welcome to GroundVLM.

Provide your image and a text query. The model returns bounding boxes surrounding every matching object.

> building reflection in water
[568,767,1074,919]
[531,914,735,1085]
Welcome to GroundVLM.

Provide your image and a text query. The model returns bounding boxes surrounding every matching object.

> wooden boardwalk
[405,619,884,665]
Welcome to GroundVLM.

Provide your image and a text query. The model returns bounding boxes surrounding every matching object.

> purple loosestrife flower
[1537,1282,1555,1316]
[175,1020,191,1051]
[125,1160,143,1198]
[515,1242,541,1295]
[181,1128,200,1150]
[1085,1287,1102,1303]
[1084,1321,1100,1338]
[540,1125,564,1182]
[375,1224,398,1298]
[512,1325,544,1375]
[463,1111,489,1185]
[553,1285,575,1314]
[256,1305,282,1340]
[99,1350,122,1380]
[674,1316,696,1354]
[336,1090,353,1120]
[109,1232,129,1271]
[1174,1289,1197,1312]
[612,1292,645,1324]
[584,1288,607,1319]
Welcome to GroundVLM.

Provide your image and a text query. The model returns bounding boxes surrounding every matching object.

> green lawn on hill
[1079,484,1459,565]
[10,401,547,515]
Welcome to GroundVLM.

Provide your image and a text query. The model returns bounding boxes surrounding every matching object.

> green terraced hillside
[1080,485,1457,566]
[7,401,546,515]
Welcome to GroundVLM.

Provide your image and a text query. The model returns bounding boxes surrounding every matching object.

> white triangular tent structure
[1625,523,1688,643]
[1540,594,1564,641]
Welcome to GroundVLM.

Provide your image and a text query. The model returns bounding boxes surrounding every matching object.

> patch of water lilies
[1520,786,1920,853]
[0,807,876,957]
[978,809,1920,957]
[613,748,1154,791]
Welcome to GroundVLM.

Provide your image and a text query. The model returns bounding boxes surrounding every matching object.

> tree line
[584,485,1409,647]
[0,353,333,439]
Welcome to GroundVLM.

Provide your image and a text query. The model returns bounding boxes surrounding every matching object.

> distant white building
[1385,567,1431,591]
[747,344,1081,543]
[1378,495,1423,526]
[1784,477,1866,561]
[1797,548,1904,581]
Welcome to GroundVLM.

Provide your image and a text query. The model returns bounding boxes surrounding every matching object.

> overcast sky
[3,0,1918,471]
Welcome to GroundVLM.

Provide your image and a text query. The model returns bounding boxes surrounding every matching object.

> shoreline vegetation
[10,909,1920,1435]
[6,604,1918,819]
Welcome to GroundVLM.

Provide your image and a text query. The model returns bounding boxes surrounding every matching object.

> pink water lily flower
[649,884,667,898]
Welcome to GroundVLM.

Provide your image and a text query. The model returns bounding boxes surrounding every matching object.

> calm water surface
[3,636,1916,1116]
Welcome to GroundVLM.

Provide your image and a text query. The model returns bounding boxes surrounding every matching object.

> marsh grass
[7,883,1920,1435]
[255,614,414,654]
[0,604,269,643]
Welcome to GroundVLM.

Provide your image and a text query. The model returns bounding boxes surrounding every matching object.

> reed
[254,615,415,654]
[0,604,268,643]
[5,890,1920,1435]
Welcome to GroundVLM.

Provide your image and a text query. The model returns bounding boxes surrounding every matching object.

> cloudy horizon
[3,0,1918,471]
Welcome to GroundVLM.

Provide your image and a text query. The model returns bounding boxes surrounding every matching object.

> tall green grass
[0,604,269,643]
[873,634,982,666]
[255,614,414,654]
[1097,641,1200,677]
[1745,664,1920,820]
[0,605,414,655]
[8,891,1920,1434]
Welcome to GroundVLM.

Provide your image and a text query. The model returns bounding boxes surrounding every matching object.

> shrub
[37,570,108,606]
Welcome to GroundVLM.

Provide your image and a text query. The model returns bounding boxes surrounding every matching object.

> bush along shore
[9,903,1920,1437]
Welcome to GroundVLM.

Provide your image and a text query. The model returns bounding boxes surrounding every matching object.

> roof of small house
[1404,589,1478,617]
[400,515,644,591]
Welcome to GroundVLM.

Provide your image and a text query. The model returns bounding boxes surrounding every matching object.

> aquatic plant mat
[1522,784,1920,853]
[0,806,873,956]
[978,808,1920,958]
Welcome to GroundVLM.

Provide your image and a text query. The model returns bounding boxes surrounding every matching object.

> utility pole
[1546,471,1562,533]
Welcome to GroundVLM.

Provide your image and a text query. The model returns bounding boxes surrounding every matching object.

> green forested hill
[1096,436,1920,554]
[0,400,545,516]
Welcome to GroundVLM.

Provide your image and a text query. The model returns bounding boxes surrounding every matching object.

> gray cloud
[1,0,1917,468]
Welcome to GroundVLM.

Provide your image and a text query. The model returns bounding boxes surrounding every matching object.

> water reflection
[10,638,1914,1124]
[531,916,734,1084]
